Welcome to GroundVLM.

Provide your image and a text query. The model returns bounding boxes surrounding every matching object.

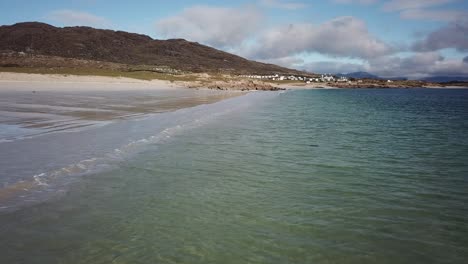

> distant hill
[336,71,380,79]
[336,72,409,81]
[0,22,303,74]
[422,76,468,83]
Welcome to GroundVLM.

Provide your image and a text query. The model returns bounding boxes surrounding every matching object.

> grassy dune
[0,67,202,82]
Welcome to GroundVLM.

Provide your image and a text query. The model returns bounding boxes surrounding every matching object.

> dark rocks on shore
[204,80,284,91]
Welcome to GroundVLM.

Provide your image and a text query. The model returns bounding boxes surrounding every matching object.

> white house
[337,76,348,82]
[322,75,335,82]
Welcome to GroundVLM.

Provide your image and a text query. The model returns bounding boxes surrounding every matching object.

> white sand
[0,72,183,91]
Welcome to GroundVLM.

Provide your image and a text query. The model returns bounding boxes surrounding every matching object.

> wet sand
[0,72,246,141]
[0,73,249,207]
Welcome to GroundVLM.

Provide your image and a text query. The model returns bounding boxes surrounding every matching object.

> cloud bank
[244,16,394,60]
[369,52,468,79]
[302,61,367,74]
[152,3,467,79]
[412,19,468,52]
[156,6,262,48]
[301,52,468,79]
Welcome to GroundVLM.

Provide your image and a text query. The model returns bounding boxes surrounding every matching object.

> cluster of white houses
[239,74,350,83]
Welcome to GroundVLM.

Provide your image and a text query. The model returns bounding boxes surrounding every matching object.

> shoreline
[1,72,466,92]
[279,82,468,90]
[0,91,270,211]
[0,72,249,143]
[0,72,283,91]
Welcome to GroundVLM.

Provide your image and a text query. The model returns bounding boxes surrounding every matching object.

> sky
[1,0,467,79]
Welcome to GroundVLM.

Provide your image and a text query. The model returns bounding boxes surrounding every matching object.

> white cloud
[302,61,368,74]
[259,0,308,10]
[258,56,305,68]
[243,16,394,60]
[46,10,110,28]
[302,52,468,79]
[155,6,262,48]
[412,19,468,52]
[369,52,468,79]
[152,4,465,79]
[377,0,468,63]
[382,0,457,12]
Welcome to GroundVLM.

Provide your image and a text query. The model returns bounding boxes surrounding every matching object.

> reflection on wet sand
[0,86,248,209]
[0,89,245,141]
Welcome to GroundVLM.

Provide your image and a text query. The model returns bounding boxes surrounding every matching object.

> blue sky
[1,0,467,78]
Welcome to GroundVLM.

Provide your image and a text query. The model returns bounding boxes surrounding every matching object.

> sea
[0,88,467,263]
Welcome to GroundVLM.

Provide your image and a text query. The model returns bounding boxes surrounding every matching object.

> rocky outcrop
[186,80,284,91]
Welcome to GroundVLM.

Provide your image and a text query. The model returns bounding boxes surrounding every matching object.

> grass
[0,67,201,82]
[0,66,305,87]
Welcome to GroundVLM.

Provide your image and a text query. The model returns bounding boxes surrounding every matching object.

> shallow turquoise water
[1,89,467,263]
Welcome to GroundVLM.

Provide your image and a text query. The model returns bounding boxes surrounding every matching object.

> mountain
[422,76,468,83]
[336,72,409,81]
[337,71,380,79]
[0,22,302,74]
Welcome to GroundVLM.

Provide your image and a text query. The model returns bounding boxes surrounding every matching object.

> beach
[0,72,246,142]
[0,72,185,91]
[2,2,468,261]
[0,72,249,209]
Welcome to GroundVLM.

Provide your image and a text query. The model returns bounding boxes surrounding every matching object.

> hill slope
[0,22,301,74]
[337,71,380,79]
[422,76,468,83]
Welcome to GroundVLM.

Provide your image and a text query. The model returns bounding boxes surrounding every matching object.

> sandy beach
[0,72,184,91]
[0,72,246,142]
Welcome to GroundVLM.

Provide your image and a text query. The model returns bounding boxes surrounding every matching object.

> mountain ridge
[0,22,303,75]
[336,71,380,79]
[422,76,468,83]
